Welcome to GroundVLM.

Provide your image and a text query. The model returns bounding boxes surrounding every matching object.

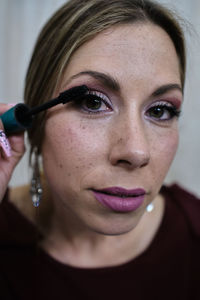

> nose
[109,113,150,170]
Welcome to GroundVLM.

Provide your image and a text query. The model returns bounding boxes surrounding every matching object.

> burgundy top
[0,184,200,300]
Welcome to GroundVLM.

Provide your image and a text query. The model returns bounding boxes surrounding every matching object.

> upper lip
[93,187,146,197]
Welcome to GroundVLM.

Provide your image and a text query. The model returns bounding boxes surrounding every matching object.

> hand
[0,103,25,202]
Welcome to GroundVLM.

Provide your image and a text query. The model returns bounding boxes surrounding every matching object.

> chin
[90,218,140,236]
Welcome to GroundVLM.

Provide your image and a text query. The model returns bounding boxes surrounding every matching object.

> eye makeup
[74,90,113,115]
[146,100,181,122]
[65,80,182,124]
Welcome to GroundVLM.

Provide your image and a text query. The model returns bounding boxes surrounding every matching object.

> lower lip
[92,191,145,212]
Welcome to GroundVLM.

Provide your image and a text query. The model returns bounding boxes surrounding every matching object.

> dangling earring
[146,202,154,212]
[30,150,43,207]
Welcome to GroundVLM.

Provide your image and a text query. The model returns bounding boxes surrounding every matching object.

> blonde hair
[24,0,186,155]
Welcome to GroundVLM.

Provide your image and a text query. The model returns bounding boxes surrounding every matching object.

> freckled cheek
[151,129,179,173]
[146,128,179,194]
[162,130,179,159]
[42,117,108,168]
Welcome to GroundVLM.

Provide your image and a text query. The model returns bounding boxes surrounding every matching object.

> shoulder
[0,187,39,246]
[0,182,53,245]
[161,183,200,237]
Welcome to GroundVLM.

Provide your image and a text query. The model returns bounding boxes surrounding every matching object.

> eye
[146,101,181,121]
[77,91,112,114]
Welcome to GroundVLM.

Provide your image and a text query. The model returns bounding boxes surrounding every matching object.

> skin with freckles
[40,23,183,267]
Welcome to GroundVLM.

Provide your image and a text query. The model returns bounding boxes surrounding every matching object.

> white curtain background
[0,0,200,197]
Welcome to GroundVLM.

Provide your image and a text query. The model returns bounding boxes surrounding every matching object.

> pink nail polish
[7,103,18,107]
[0,131,11,157]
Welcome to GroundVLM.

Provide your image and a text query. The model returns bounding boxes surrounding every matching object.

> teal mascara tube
[0,104,32,133]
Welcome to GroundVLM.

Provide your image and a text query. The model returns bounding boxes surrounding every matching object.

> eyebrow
[67,70,183,96]
[68,70,120,91]
[152,84,183,97]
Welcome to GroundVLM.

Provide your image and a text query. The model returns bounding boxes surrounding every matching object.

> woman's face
[42,23,182,235]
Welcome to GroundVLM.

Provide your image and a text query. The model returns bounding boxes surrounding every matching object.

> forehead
[63,23,181,88]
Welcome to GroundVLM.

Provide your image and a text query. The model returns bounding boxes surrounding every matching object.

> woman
[0,0,199,299]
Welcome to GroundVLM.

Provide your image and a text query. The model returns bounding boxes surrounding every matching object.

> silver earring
[146,203,154,212]
[30,150,43,207]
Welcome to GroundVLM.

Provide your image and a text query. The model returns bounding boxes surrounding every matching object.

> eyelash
[146,101,181,122]
[75,90,181,121]
[75,90,112,114]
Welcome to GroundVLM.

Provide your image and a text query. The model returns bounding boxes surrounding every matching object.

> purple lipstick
[92,187,146,212]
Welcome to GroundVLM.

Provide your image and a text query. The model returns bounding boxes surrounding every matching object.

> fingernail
[0,130,11,157]
[7,103,18,107]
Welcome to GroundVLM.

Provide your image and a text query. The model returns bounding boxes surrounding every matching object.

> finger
[0,118,4,130]
[0,103,18,133]
[0,103,17,115]
[0,130,11,158]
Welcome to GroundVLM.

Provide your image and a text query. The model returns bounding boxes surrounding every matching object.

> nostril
[140,155,150,168]
[141,160,149,168]
[117,159,132,165]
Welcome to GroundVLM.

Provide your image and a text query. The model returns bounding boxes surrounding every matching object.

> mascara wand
[0,85,89,134]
